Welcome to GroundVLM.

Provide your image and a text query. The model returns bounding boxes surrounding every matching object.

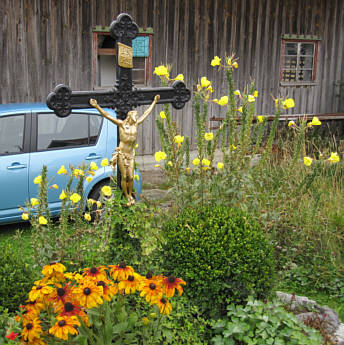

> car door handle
[7,162,27,170]
[85,154,102,160]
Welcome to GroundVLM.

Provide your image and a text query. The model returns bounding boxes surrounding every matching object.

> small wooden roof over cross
[46,13,191,120]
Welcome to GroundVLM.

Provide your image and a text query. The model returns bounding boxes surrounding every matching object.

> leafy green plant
[159,205,275,317]
[212,298,324,345]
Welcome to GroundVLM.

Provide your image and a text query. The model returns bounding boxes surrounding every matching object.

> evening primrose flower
[207,85,214,93]
[101,158,109,166]
[59,190,67,200]
[167,161,173,166]
[22,213,29,220]
[57,165,67,175]
[248,95,256,103]
[311,116,321,126]
[134,174,140,181]
[160,111,166,119]
[90,162,98,171]
[204,132,214,141]
[253,90,259,98]
[202,158,210,166]
[51,184,59,189]
[101,185,112,197]
[282,98,295,109]
[86,176,93,182]
[192,158,200,166]
[155,164,161,168]
[34,175,42,184]
[303,157,313,166]
[232,61,238,68]
[230,144,237,151]
[211,56,221,66]
[39,216,48,225]
[200,77,211,88]
[237,107,243,113]
[84,213,91,221]
[257,115,264,123]
[73,169,84,177]
[213,96,228,106]
[174,74,184,82]
[217,162,224,170]
[70,193,81,203]
[234,90,241,96]
[328,152,340,163]
[30,198,39,207]
[153,65,169,78]
[154,151,167,162]
[174,135,184,144]
[288,120,296,128]
[307,122,313,128]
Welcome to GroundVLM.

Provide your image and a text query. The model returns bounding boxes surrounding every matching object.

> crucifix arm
[89,99,123,126]
[137,95,160,125]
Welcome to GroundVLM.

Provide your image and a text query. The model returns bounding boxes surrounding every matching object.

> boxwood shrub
[160,205,275,316]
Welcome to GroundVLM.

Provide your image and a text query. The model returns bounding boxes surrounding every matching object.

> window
[0,115,25,155]
[93,26,153,88]
[37,113,102,150]
[280,35,320,85]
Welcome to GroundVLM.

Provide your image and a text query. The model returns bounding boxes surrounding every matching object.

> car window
[37,113,102,150]
[0,115,25,155]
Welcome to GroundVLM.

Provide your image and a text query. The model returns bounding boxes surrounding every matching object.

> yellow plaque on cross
[117,42,133,69]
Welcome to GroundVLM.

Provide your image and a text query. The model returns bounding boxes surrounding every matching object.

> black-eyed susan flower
[154,297,172,315]
[140,281,163,303]
[97,280,118,302]
[83,266,107,281]
[49,283,74,308]
[25,300,45,314]
[161,275,186,297]
[49,316,80,340]
[42,262,66,277]
[118,273,142,294]
[109,262,134,281]
[21,318,42,342]
[75,280,103,309]
[29,281,54,303]
[58,301,84,318]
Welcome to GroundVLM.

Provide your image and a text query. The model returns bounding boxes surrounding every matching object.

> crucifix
[46,13,191,205]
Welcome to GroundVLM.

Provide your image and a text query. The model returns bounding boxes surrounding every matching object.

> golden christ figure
[89,95,160,206]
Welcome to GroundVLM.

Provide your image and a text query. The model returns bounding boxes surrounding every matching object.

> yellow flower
[90,162,98,171]
[167,161,173,166]
[30,198,39,207]
[101,158,109,166]
[70,193,81,203]
[101,185,112,197]
[153,65,169,78]
[211,56,221,66]
[154,151,167,162]
[84,213,91,221]
[328,152,340,163]
[96,201,102,208]
[160,111,166,119]
[311,116,321,126]
[192,158,200,166]
[153,297,172,315]
[57,165,67,175]
[257,116,264,123]
[41,262,66,276]
[134,174,140,181]
[303,157,313,166]
[86,176,93,182]
[202,158,210,166]
[288,120,296,128]
[230,144,237,151]
[174,135,184,144]
[49,316,80,341]
[248,95,256,103]
[118,272,142,294]
[307,122,313,128]
[174,74,184,82]
[21,318,42,342]
[204,132,214,141]
[214,96,228,106]
[76,281,104,309]
[59,190,67,200]
[51,184,59,189]
[155,164,161,168]
[22,213,29,220]
[253,90,259,98]
[217,162,224,170]
[207,85,214,93]
[200,77,211,88]
[39,216,48,225]
[73,169,84,177]
[87,198,96,205]
[185,167,191,174]
[237,107,243,113]
[34,175,42,184]
[134,143,139,149]
[234,90,241,96]
[232,61,238,68]
[142,317,150,326]
[282,98,295,109]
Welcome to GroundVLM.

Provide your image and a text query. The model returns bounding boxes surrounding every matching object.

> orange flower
[161,275,186,297]
[118,273,142,294]
[21,318,42,342]
[83,266,108,281]
[49,283,75,308]
[154,297,172,315]
[97,280,118,302]
[28,281,54,303]
[42,262,66,277]
[58,301,84,318]
[140,279,163,303]
[49,316,80,340]
[109,262,134,281]
[75,280,103,309]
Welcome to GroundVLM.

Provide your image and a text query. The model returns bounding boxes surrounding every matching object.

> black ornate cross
[46,13,191,120]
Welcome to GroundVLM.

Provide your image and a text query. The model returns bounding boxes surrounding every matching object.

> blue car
[0,103,142,224]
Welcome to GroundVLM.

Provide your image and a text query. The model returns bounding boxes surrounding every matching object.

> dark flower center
[119,261,126,269]
[26,323,33,330]
[146,272,153,279]
[90,267,98,274]
[83,287,91,295]
[149,283,156,290]
[58,320,66,327]
[49,261,57,265]
[128,275,134,282]
[168,275,176,283]
[161,298,167,304]
[36,285,42,290]
[28,301,36,305]
[97,281,106,288]
[57,288,65,297]
[64,302,74,312]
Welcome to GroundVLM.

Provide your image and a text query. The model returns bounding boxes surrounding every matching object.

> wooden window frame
[280,36,320,86]
[92,28,153,89]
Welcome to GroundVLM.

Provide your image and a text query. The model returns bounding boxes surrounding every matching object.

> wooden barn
[1,0,343,154]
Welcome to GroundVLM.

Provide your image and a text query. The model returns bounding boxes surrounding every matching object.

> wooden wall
[1,0,343,154]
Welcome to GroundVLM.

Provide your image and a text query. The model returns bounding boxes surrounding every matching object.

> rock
[276,291,317,311]
[335,323,344,345]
